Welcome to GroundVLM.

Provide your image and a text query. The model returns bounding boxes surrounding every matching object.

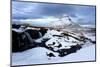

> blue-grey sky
[12,1,96,25]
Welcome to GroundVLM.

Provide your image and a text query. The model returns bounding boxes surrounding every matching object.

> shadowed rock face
[12,30,34,52]
[12,24,21,29]
[39,28,48,36]
[57,45,82,57]
[12,27,48,52]
[12,30,20,52]
[25,29,41,39]
[12,24,49,52]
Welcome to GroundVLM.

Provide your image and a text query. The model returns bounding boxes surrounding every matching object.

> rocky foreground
[12,24,95,57]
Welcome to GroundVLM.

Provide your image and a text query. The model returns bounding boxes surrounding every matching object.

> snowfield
[12,29,96,66]
[12,45,95,66]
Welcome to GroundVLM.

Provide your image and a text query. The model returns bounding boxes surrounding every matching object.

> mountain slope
[50,14,81,29]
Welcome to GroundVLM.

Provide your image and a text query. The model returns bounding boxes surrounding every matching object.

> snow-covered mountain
[50,14,81,29]
[12,14,96,66]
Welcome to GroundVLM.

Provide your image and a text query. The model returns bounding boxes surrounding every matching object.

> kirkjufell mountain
[50,14,81,29]
[12,14,95,66]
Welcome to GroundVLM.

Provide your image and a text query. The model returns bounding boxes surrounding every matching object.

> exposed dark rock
[53,35,63,37]
[12,30,21,52]
[12,27,49,52]
[39,28,48,36]
[12,30,36,52]
[53,42,55,45]
[46,52,55,57]
[92,41,96,44]
[57,44,82,57]
[12,24,21,29]
[25,29,41,39]
[38,38,50,47]
[55,43,62,48]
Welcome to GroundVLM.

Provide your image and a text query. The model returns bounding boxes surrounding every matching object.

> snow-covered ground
[12,45,95,66]
[12,29,96,66]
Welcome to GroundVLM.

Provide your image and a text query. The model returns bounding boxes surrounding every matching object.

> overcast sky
[12,1,96,25]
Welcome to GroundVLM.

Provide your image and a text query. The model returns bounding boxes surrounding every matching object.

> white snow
[12,45,95,66]
[45,36,79,50]
[44,30,83,51]
[84,33,95,41]
[56,45,95,62]
[12,28,96,66]
[12,26,27,33]
[12,29,25,33]
[43,29,62,39]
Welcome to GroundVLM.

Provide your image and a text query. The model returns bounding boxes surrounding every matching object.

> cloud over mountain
[12,1,96,25]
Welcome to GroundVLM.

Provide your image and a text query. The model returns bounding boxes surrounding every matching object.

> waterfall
[39,32,42,38]
[24,31,43,44]
[24,32,33,44]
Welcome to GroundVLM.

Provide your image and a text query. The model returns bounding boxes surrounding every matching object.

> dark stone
[12,28,49,52]
[12,30,36,52]
[12,30,21,52]
[55,42,62,48]
[39,28,48,36]
[25,29,41,39]
[92,41,96,44]
[57,45,82,57]
[12,24,21,29]
[53,42,55,45]
[46,52,55,57]
[57,44,62,48]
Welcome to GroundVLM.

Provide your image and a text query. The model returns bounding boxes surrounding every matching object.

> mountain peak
[50,14,81,29]
[59,14,73,25]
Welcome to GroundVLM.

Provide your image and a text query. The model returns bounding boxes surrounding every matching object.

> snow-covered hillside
[12,45,95,66]
[12,28,96,66]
